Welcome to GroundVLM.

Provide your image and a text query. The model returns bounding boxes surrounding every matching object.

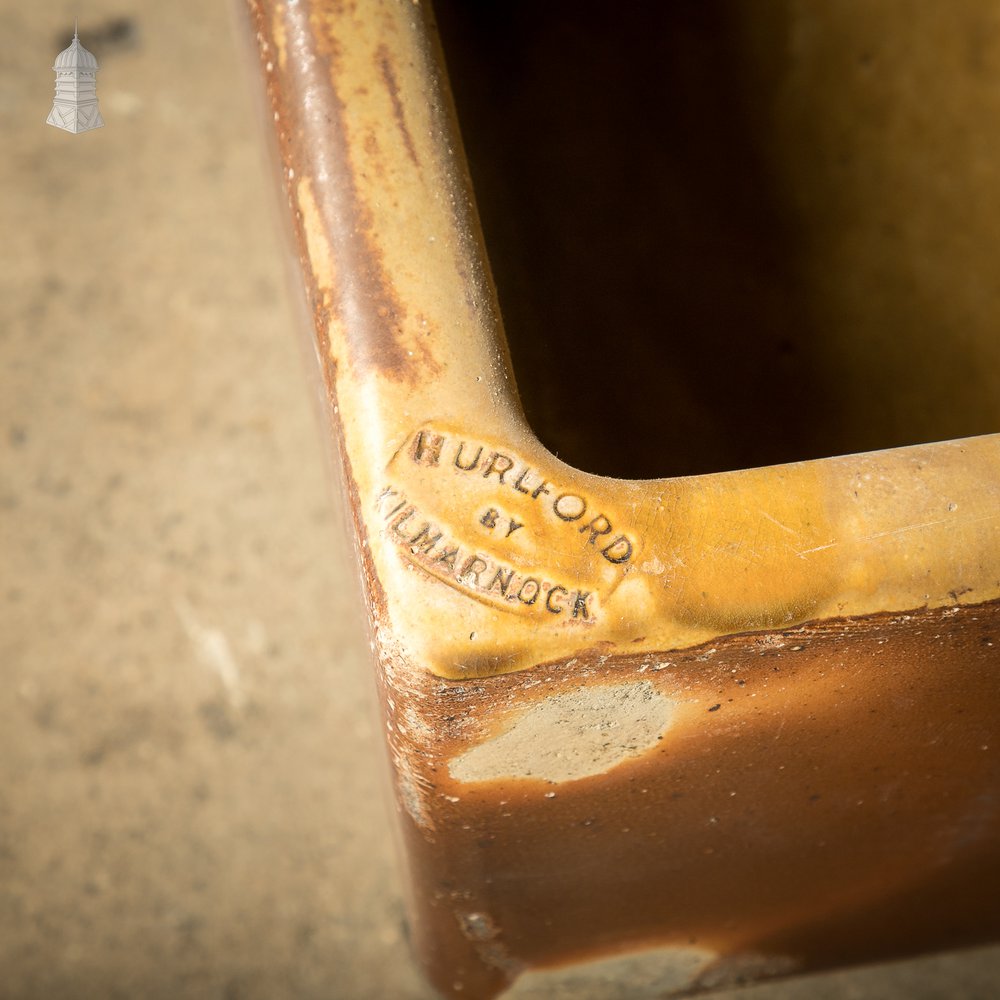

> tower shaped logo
[46,22,105,134]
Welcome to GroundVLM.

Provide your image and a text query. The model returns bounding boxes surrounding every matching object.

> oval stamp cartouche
[378,426,643,620]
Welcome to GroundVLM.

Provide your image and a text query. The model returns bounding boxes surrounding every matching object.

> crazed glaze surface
[243,2,1000,997]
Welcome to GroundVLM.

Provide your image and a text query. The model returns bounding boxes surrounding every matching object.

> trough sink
[243,2,1000,996]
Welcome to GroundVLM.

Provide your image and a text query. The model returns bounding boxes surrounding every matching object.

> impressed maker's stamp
[377,486,594,617]
[407,429,635,564]
[377,427,642,619]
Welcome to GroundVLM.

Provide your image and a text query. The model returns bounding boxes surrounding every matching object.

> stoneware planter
[242,2,1000,996]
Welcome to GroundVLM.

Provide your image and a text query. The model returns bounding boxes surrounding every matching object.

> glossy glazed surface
[244,2,1000,996]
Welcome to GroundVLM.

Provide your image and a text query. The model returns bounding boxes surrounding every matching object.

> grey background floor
[2,2,998,998]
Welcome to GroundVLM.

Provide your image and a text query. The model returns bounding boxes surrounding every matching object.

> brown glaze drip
[246,0,436,386]
[244,0,404,635]
[389,600,1000,998]
[376,42,420,168]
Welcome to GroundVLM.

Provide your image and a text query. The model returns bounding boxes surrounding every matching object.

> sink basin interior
[434,0,1000,479]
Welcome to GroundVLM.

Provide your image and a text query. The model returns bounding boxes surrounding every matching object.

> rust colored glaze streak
[245,1,379,626]
[377,41,420,167]
[248,0,435,385]
[389,599,1000,999]
[244,0,402,641]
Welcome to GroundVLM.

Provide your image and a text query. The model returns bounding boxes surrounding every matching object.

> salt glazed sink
[242,1,1000,996]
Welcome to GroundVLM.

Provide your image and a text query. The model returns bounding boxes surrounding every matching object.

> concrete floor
[2,2,999,998]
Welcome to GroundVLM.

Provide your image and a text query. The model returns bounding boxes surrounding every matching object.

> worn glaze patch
[449,681,674,784]
[501,944,715,999]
